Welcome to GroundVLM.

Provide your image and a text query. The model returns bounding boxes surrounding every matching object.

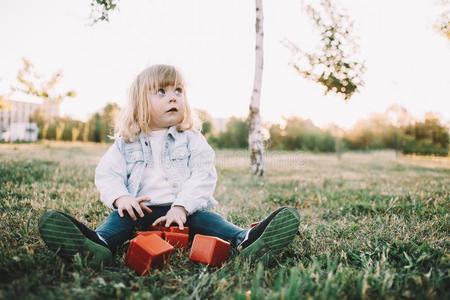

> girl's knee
[189,210,214,221]
[187,210,223,228]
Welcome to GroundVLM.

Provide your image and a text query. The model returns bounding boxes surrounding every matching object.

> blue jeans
[95,205,247,252]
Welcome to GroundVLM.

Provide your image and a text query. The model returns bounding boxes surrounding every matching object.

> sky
[1,0,449,129]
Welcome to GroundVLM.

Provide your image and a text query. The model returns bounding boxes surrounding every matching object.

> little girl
[38,64,300,267]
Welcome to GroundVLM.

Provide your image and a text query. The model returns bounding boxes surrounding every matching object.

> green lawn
[0,143,449,299]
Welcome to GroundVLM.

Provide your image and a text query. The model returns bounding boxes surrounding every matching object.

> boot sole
[38,211,112,267]
[240,207,300,261]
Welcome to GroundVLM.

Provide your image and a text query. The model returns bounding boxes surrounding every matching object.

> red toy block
[250,222,260,228]
[189,234,230,267]
[148,225,189,235]
[125,234,174,276]
[167,226,189,234]
[164,232,189,249]
[148,225,164,231]
[137,231,164,238]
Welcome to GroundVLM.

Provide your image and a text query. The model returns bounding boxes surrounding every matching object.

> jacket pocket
[125,150,144,163]
[125,148,144,176]
[170,146,190,178]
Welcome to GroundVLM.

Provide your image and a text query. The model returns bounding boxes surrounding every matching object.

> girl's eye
[174,87,183,95]
[157,88,166,96]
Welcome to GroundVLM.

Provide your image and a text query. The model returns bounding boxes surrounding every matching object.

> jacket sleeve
[94,139,131,210]
[171,132,218,215]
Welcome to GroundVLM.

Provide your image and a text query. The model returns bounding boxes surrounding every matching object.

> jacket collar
[167,125,179,140]
[138,125,178,142]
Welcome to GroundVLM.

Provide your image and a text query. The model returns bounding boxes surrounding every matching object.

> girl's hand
[152,206,187,230]
[114,195,152,220]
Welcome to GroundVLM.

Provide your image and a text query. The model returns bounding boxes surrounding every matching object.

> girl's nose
[168,91,177,100]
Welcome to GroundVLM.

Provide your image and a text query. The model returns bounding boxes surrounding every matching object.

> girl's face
[148,84,186,130]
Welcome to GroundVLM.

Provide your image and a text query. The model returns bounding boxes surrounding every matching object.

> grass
[0,143,449,299]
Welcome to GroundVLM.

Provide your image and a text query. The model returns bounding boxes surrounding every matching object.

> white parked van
[0,122,39,142]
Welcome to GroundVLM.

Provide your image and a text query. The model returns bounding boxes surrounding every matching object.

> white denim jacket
[94,126,218,215]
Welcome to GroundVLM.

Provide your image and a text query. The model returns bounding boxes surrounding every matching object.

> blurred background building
[0,97,60,142]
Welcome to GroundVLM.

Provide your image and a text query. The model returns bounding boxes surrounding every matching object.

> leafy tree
[86,102,120,142]
[101,102,120,140]
[196,109,213,137]
[385,104,413,156]
[12,58,76,105]
[12,58,76,139]
[209,117,249,149]
[89,113,104,142]
[402,114,449,156]
[90,0,119,23]
[282,117,335,152]
[55,120,65,141]
[29,108,50,139]
[435,0,450,40]
[268,123,285,150]
[284,0,365,99]
[325,123,346,159]
[344,114,393,150]
[81,122,90,142]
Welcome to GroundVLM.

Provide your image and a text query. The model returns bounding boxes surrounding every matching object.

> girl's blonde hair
[115,64,201,142]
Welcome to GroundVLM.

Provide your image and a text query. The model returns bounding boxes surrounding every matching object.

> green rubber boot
[38,210,112,268]
[238,207,300,262]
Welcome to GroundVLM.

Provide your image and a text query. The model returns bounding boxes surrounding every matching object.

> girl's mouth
[166,108,178,112]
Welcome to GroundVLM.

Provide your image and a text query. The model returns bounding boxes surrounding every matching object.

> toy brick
[189,234,230,267]
[125,234,174,276]
[148,225,189,235]
[148,225,164,231]
[137,231,164,238]
[164,232,189,249]
[166,226,189,234]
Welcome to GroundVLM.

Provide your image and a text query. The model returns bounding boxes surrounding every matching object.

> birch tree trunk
[248,0,265,176]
